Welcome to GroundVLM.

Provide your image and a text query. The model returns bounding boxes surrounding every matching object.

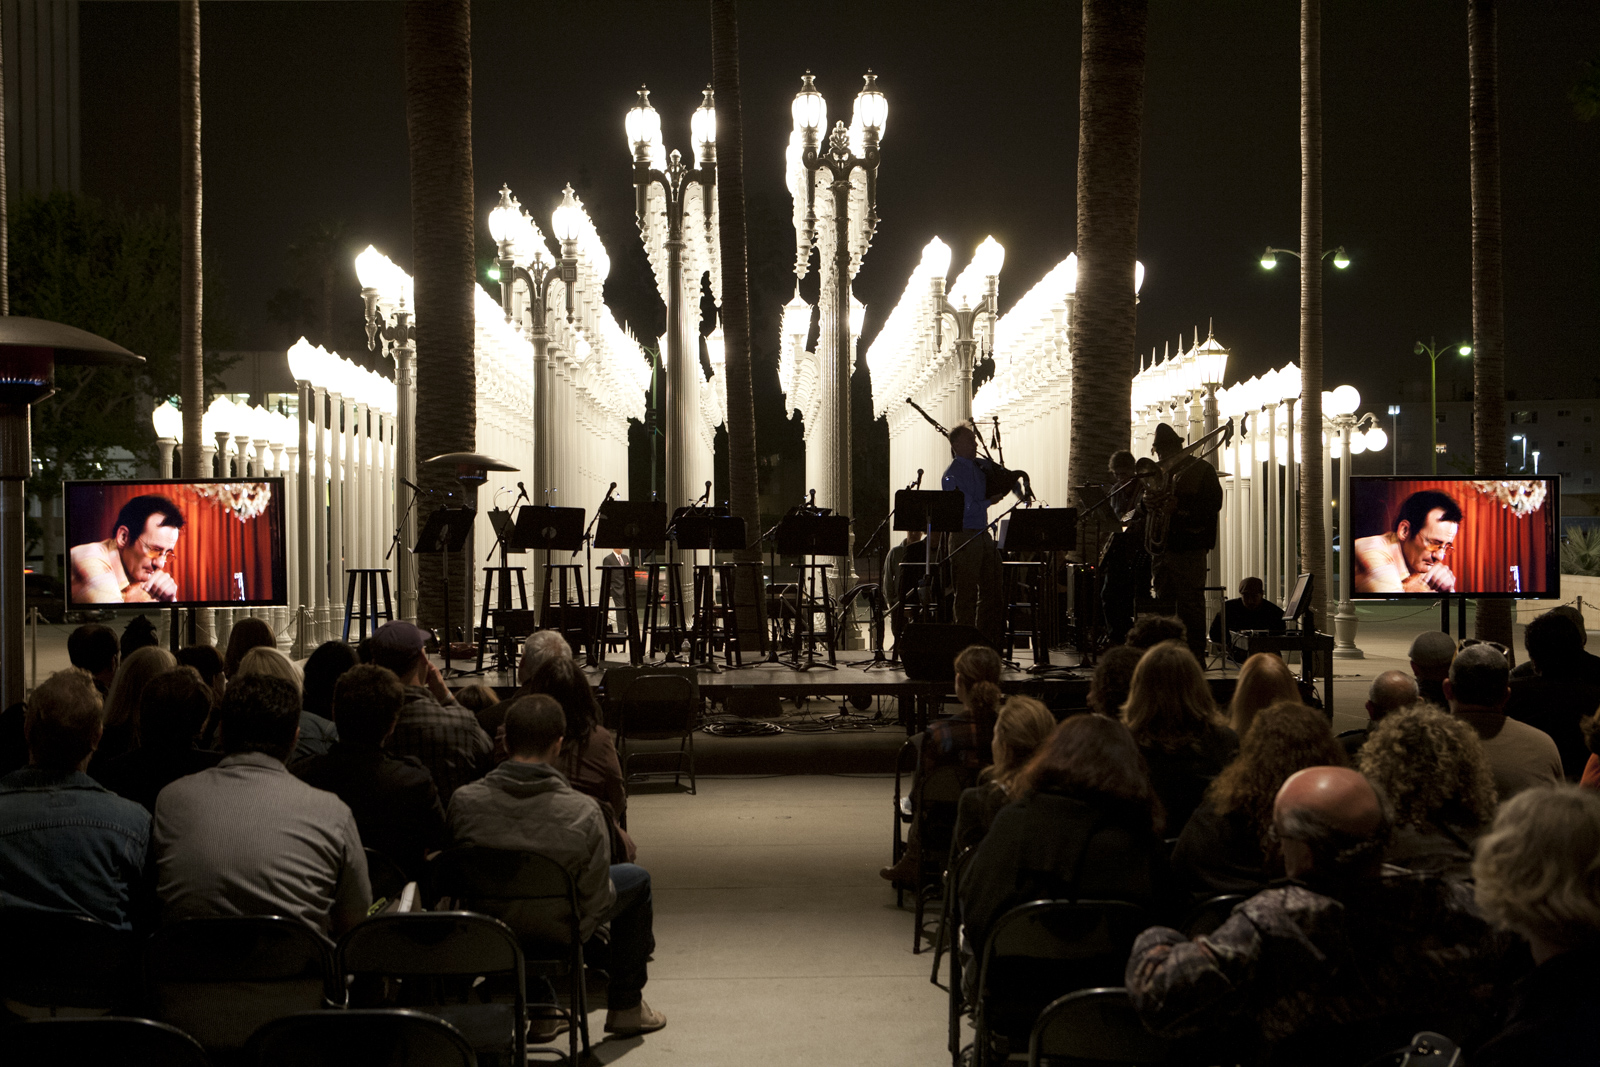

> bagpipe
[904,398,1035,504]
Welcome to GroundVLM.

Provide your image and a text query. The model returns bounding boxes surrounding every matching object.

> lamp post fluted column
[1332,413,1363,657]
[932,253,1000,427]
[361,262,418,624]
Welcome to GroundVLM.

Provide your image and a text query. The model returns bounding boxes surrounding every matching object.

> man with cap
[1445,642,1563,799]
[1408,630,1456,707]
[368,621,491,803]
[1147,423,1223,662]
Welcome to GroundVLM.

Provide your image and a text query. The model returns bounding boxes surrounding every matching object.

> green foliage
[1561,525,1600,577]
[8,191,236,496]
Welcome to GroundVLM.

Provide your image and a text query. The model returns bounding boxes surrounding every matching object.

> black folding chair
[891,746,974,953]
[427,847,590,1064]
[613,671,699,793]
[245,1009,476,1067]
[1029,988,1170,1067]
[0,910,141,1016]
[365,847,412,908]
[337,911,525,1066]
[1182,893,1248,938]
[144,915,339,1056]
[6,1016,209,1067]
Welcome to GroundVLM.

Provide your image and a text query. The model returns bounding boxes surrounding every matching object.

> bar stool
[1002,560,1044,666]
[790,561,837,667]
[342,569,393,642]
[691,562,749,668]
[641,561,688,662]
[476,566,530,672]
[599,562,642,666]
[540,563,593,660]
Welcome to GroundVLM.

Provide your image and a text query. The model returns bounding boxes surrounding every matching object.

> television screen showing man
[1353,489,1461,594]
[69,494,186,604]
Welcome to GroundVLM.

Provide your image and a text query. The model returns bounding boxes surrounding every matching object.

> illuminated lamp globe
[624,87,661,149]
[151,400,183,442]
[1349,429,1368,455]
[1363,426,1388,452]
[287,337,319,384]
[854,71,887,138]
[1458,344,1473,357]
[487,185,516,244]
[690,86,716,157]
[848,298,866,339]
[972,236,1005,281]
[791,72,825,133]
[355,245,390,293]
[552,185,582,245]
[1259,247,1278,270]
[1277,363,1302,402]
[1134,260,1146,296]
[1328,384,1361,416]
[1331,246,1350,269]
[919,237,953,282]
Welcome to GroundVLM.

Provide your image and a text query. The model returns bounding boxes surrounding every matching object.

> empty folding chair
[1029,988,1170,1067]
[7,1016,209,1067]
[246,1009,476,1067]
[0,910,140,1017]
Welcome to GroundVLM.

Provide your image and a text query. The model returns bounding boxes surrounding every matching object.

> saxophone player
[1148,423,1223,661]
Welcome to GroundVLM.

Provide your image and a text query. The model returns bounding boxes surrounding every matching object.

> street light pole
[1413,337,1472,475]
[358,247,418,624]
[931,236,1002,425]
[1387,404,1400,475]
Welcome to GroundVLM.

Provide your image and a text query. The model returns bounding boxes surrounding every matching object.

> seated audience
[174,643,227,709]
[960,714,1173,962]
[235,645,339,760]
[1505,609,1600,779]
[292,664,447,881]
[1209,577,1286,663]
[1446,643,1562,799]
[68,622,120,695]
[477,631,574,739]
[1128,766,1526,1065]
[0,669,149,928]
[302,639,359,722]
[953,696,1056,854]
[449,695,665,1037]
[1408,630,1456,707]
[453,683,500,717]
[223,616,277,678]
[153,674,370,936]
[1509,604,1600,682]
[1122,640,1239,835]
[93,645,177,770]
[1087,645,1143,716]
[1341,670,1419,759]
[880,644,1001,886]
[95,666,220,812]
[1127,615,1186,651]
[1359,705,1497,879]
[1470,785,1599,1065]
[1172,701,1345,897]
[1226,653,1301,738]
[120,615,160,657]
[370,621,491,803]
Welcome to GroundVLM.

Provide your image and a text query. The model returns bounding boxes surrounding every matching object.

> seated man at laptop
[1209,577,1286,664]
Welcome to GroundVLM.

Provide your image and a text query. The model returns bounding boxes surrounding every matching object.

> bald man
[1341,672,1421,760]
[1127,766,1523,1060]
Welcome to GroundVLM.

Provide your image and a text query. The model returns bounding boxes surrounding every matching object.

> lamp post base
[1332,599,1364,658]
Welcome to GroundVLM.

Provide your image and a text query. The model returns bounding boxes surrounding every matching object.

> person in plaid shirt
[369,622,491,803]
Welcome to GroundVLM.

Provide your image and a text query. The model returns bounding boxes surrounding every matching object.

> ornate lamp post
[1413,337,1473,474]
[358,246,418,623]
[1328,386,1389,658]
[931,236,1002,425]
[151,400,183,478]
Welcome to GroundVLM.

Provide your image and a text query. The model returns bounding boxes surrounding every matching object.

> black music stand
[597,500,667,666]
[513,506,590,659]
[997,507,1079,670]
[894,490,965,626]
[774,511,850,670]
[413,506,475,675]
[678,512,750,670]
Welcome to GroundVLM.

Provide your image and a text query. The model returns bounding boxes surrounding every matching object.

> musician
[1209,576,1286,664]
[1147,423,1222,661]
[600,548,633,633]
[885,529,927,641]
[942,423,1005,645]
[1100,450,1149,644]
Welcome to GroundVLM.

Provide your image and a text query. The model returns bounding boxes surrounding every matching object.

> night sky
[78,1,1598,452]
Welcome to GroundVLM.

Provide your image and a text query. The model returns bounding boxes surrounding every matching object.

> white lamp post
[358,246,417,624]
[931,235,1002,426]
[1329,385,1389,658]
[151,400,182,478]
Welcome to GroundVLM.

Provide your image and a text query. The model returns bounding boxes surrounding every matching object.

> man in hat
[368,621,492,803]
[1147,423,1223,662]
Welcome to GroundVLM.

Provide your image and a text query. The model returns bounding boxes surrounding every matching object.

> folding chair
[245,1009,476,1067]
[613,671,699,793]
[6,1016,209,1067]
[0,910,140,1017]
[427,846,591,1064]
[891,750,975,953]
[1029,988,1170,1067]
[365,847,411,909]
[144,915,339,1056]
[1182,893,1248,938]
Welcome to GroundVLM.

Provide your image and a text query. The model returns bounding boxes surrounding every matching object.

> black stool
[476,566,530,672]
[599,563,642,666]
[641,561,688,662]
[790,562,837,667]
[540,563,595,661]
[692,563,749,668]
[342,569,394,642]
[1002,560,1044,667]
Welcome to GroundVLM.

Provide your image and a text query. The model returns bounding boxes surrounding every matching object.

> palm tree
[1469,0,1511,645]
[404,0,476,638]
[1299,0,1327,625]
[1067,0,1148,526]
[710,0,767,646]
[179,0,203,478]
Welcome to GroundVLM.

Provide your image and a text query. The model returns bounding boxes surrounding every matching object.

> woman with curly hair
[953,695,1057,853]
[1122,640,1239,834]
[1226,653,1302,738]
[1172,700,1345,896]
[1359,704,1498,878]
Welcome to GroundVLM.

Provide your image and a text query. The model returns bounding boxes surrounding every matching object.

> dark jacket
[1505,671,1600,780]
[95,745,221,813]
[1473,946,1595,1067]
[1170,796,1270,897]
[1138,721,1240,837]
[290,742,448,880]
[1160,456,1223,553]
[953,781,1011,856]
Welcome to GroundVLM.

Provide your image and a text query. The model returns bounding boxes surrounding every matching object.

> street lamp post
[1329,388,1389,658]
[358,247,418,624]
[1413,337,1472,475]
[151,400,182,478]
[931,236,1002,425]
[1387,404,1400,475]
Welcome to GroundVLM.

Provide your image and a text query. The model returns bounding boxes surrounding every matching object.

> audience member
[1505,609,1600,779]
[302,640,359,722]
[1127,767,1525,1065]
[1122,640,1239,835]
[95,666,221,812]
[153,674,370,936]
[1408,630,1456,707]
[292,664,447,881]
[880,644,1001,887]
[1470,785,1600,1066]
[453,684,500,717]
[68,623,120,694]
[1127,615,1186,651]
[1359,705,1497,879]
[1087,645,1142,716]
[1340,670,1420,759]
[952,696,1056,853]
[1446,643,1562,799]
[174,644,227,709]
[1226,653,1301,738]
[1209,577,1286,663]
[960,714,1173,962]
[235,645,339,761]
[1172,701,1344,897]
[449,695,666,1037]
[94,645,177,769]
[0,669,149,928]
[476,631,574,739]
[223,617,278,677]
[119,615,160,657]
[1509,604,1600,682]
[370,621,491,803]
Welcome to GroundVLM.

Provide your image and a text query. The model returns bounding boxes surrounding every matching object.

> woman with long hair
[235,646,339,761]
[1227,653,1302,738]
[302,640,359,722]
[1121,640,1239,835]
[954,696,1057,852]
[93,645,177,769]
[224,617,277,678]
[1172,700,1345,896]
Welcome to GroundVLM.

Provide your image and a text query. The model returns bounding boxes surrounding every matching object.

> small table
[1228,628,1337,715]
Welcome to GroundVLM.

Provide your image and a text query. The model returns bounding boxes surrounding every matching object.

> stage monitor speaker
[898,623,991,681]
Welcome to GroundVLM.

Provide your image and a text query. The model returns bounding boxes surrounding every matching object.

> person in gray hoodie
[447,694,665,1038]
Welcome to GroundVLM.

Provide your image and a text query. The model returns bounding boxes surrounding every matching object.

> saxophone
[1142,419,1234,554]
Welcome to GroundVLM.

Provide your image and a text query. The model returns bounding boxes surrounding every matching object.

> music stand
[510,506,589,655]
[894,490,964,626]
[677,513,751,670]
[413,506,475,675]
[773,511,850,670]
[996,507,1079,670]
[597,500,667,666]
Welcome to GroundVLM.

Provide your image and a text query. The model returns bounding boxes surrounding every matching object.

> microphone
[606,481,618,497]
[915,468,924,488]
[517,481,528,497]
[808,489,816,508]
[400,476,430,495]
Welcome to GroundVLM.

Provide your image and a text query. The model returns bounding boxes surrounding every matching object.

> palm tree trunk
[404,0,476,638]
[710,0,767,646]
[1069,0,1148,526]
[179,0,203,478]
[1469,0,1511,645]
[1299,0,1327,625]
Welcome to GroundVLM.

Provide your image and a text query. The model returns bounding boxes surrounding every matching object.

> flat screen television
[64,478,288,608]
[1347,475,1558,599]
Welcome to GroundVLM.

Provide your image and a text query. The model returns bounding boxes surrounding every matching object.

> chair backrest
[1029,988,1170,1067]
[7,1016,209,1067]
[338,911,523,979]
[365,847,411,906]
[618,673,699,738]
[1182,893,1249,938]
[0,909,140,1014]
[246,1009,476,1067]
[145,915,338,1053]
[427,846,582,955]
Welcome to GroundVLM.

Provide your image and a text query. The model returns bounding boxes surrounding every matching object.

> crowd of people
[0,618,665,1041]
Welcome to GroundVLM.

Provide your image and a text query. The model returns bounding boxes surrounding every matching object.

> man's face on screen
[1398,508,1458,575]
[118,515,180,582]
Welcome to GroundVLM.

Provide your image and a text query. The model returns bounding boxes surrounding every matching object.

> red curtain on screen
[67,482,285,604]
[1351,479,1550,594]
